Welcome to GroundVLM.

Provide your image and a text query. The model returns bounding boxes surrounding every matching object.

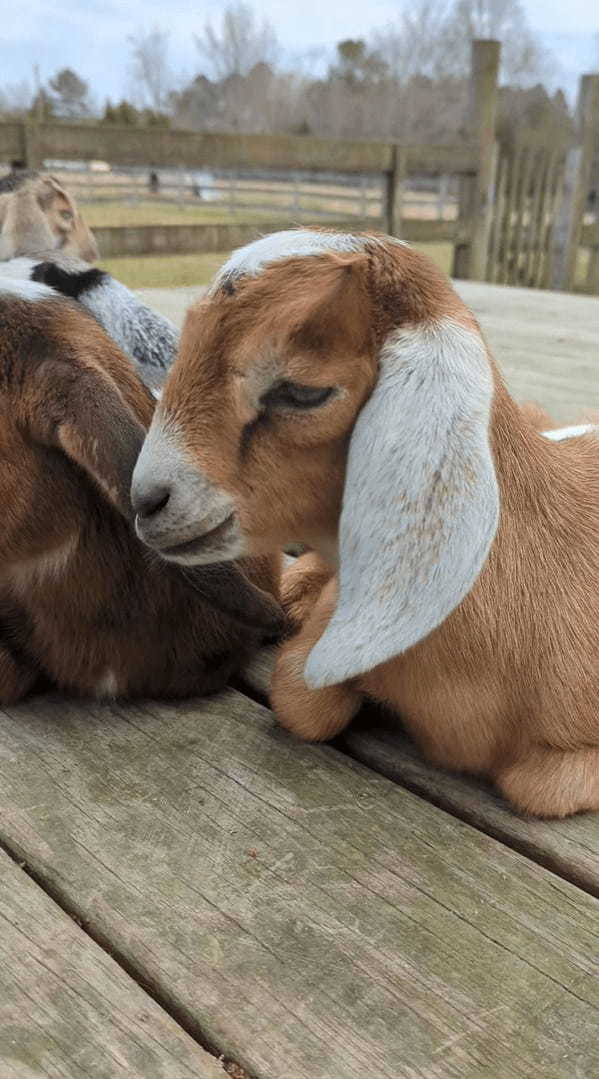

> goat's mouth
[157,513,242,565]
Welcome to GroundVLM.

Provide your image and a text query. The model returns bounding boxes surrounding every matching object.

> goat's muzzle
[132,417,243,566]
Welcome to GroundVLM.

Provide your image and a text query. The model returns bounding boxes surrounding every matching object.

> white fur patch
[212,229,369,291]
[0,256,37,279]
[0,275,56,302]
[95,668,119,698]
[305,318,499,689]
[543,424,595,441]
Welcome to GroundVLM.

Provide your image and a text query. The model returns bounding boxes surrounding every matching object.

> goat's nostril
[135,486,171,520]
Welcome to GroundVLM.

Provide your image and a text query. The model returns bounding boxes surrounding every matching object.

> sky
[3,0,599,106]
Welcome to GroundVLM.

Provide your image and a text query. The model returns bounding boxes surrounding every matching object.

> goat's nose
[132,484,171,519]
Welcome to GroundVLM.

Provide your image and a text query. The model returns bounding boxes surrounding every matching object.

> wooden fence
[1,39,598,291]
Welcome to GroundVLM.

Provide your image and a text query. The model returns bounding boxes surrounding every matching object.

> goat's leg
[496,744,599,818]
[281,551,334,628]
[0,646,38,703]
[271,577,363,742]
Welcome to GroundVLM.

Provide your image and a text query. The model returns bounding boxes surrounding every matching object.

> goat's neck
[489,377,567,514]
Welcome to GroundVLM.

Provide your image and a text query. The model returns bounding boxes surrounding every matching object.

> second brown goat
[0,277,281,704]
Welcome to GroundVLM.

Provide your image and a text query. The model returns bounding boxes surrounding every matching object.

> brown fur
[0,292,280,703]
[0,171,98,262]
[160,235,599,818]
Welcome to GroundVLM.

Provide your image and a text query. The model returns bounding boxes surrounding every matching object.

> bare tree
[129,27,172,111]
[195,3,279,80]
[372,1,453,82]
[49,68,90,117]
[442,0,552,85]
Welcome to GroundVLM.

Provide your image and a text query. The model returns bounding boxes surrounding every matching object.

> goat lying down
[0,277,281,704]
[132,228,599,819]
[1,255,177,390]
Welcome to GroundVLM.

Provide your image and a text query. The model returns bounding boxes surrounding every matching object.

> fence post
[452,39,500,280]
[549,74,599,292]
[384,145,405,237]
[587,244,599,294]
[21,122,42,169]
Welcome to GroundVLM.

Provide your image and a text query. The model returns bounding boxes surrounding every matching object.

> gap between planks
[243,642,599,902]
[0,830,254,1079]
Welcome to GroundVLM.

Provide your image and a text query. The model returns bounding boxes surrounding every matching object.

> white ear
[304,319,499,689]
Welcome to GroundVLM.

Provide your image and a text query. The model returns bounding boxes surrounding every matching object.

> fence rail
[93,218,464,258]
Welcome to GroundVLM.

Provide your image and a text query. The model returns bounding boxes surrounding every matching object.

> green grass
[99,252,230,288]
[100,242,454,290]
[83,200,294,228]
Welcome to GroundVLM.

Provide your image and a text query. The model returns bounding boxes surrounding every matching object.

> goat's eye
[60,210,73,223]
[263,381,334,411]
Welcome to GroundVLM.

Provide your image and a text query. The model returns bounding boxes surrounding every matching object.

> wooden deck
[2,281,599,1078]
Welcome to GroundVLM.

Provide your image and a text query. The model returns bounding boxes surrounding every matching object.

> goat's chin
[154,524,246,567]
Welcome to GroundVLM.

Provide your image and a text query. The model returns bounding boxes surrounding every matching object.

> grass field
[83,201,293,229]
[101,243,454,290]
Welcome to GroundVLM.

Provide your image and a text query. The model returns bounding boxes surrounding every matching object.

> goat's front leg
[271,577,363,742]
[496,744,599,818]
[281,551,334,628]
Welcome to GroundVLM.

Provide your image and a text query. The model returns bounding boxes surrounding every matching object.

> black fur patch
[0,168,39,194]
[31,263,108,299]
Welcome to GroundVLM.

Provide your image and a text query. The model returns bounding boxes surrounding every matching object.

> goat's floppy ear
[304,319,500,688]
[0,188,55,260]
[176,563,287,636]
[30,359,145,518]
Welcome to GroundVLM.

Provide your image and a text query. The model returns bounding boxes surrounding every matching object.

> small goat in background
[0,170,98,263]
[133,228,599,819]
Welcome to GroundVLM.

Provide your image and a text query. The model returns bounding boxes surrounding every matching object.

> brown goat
[0,170,98,262]
[0,278,281,704]
[132,229,599,818]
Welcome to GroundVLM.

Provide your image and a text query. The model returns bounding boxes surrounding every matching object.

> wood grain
[0,848,225,1078]
[344,711,599,897]
[1,690,599,1077]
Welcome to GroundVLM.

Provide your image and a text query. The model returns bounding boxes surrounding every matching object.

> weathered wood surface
[0,121,478,177]
[95,218,461,259]
[0,848,225,1078]
[144,277,599,425]
[2,691,599,1077]
[344,713,599,896]
[243,645,599,898]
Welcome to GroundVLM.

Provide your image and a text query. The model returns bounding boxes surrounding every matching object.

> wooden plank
[586,244,599,295]
[1,691,599,1077]
[94,218,457,259]
[24,123,395,174]
[549,75,599,290]
[0,848,225,1078]
[500,146,523,285]
[485,150,506,283]
[510,146,534,285]
[466,40,500,281]
[344,713,599,897]
[581,221,599,247]
[0,120,478,176]
[533,149,562,289]
[522,148,548,288]
[402,142,478,175]
[243,648,599,897]
[0,122,25,164]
